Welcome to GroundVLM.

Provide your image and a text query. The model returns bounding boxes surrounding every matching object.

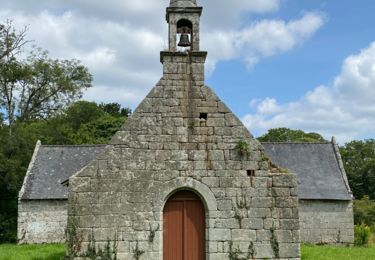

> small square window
[247,170,255,177]
[199,113,208,120]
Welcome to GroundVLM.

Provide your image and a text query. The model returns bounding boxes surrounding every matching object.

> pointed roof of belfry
[170,0,197,8]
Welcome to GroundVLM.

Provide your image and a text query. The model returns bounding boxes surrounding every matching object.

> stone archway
[154,177,218,213]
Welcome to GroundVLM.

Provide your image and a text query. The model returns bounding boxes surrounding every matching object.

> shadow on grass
[31,251,65,260]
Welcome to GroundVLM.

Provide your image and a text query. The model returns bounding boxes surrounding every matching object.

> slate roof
[262,142,352,200]
[20,141,352,201]
[20,144,105,200]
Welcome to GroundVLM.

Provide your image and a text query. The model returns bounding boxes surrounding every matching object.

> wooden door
[163,191,205,260]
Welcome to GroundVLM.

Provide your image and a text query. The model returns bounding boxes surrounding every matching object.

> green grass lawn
[302,245,375,260]
[0,244,65,260]
[0,244,375,260]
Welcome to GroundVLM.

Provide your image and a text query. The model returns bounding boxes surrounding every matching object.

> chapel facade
[66,0,301,259]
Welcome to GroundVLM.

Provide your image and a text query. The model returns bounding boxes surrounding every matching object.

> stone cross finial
[170,0,197,8]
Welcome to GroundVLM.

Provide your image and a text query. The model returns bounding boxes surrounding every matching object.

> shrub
[235,140,250,157]
[371,224,375,234]
[354,224,371,246]
[353,196,375,226]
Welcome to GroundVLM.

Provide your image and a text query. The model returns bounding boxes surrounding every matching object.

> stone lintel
[166,7,203,22]
[160,51,207,63]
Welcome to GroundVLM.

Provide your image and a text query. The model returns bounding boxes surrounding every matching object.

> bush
[353,196,375,226]
[354,224,371,246]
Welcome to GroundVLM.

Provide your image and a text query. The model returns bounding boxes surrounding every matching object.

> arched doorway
[163,190,206,260]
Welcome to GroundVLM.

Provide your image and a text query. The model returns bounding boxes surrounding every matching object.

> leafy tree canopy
[340,139,375,200]
[0,19,130,244]
[65,101,105,131]
[99,102,132,118]
[0,100,130,243]
[0,20,28,61]
[257,127,327,143]
[353,196,375,226]
[0,21,92,131]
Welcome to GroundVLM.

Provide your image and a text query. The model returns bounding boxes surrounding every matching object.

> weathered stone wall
[67,52,300,260]
[299,200,354,244]
[17,198,353,247]
[18,200,67,244]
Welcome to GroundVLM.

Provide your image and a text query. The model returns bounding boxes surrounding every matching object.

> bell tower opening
[177,19,193,51]
[166,0,203,52]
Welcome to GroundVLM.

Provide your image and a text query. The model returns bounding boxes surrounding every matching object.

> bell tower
[166,0,203,52]
[161,0,207,83]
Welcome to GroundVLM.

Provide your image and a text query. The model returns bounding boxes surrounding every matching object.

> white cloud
[0,0,323,108]
[253,98,282,115]
[203,12,325,71]
[0,9,164,107]
[242,42,375,143]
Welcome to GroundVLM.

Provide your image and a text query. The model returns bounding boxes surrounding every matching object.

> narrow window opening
[247,170,255,187]
[199,113,208,120]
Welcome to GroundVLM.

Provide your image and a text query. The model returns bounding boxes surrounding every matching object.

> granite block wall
[18,200,67,244]
[299,200,354,244]
[66,52,301,259]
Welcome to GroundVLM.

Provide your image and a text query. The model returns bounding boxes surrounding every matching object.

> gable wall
[67,53,300,259]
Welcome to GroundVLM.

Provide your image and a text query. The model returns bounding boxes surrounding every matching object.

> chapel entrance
[163,190,206,260]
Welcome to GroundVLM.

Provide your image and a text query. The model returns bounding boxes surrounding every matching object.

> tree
[0,21,92,132]
[65,101,128,144]
[18,52,92,121]
[0,124,36,243]
[353,196,375,226]
[99,102,132,117]
[65,101,104,131]
[257,128,327,143]
[0,100,130,242]
[0,20,28,61]
[340,139,375,200]
[73,115,126,144]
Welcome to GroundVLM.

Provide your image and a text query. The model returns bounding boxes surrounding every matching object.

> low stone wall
[299,200,354,244]
[18,200,67,244]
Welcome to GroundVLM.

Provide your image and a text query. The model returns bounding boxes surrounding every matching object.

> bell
[178,33,191,47]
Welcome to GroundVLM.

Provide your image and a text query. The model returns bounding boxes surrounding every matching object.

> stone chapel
[64,0,301,259]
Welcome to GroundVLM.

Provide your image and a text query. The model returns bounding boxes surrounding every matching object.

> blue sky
[210,0,375,114]
[1,0,375,143]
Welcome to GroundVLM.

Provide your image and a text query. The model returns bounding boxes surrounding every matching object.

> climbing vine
[66,198,83,259]
[247,242,255,259]
[229,241,256,260]
[270,222,280,258]
[133,241,145,260]
[85,232,118,260]
[236,190,250,210]
[234,209,244,229]
[148,223,160,243]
